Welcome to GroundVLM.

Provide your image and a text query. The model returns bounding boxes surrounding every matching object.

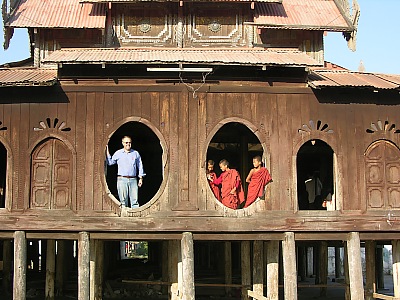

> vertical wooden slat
[181,232,195,300]
[241,241,251,300]
[93,92,105,211]
[169,92,179,209]
[188,91,198,210]
[112,92,123,123]
[197,93,207,211]
[14,231,27,300]
[78,232,90,300]
[282,232,297,300]
[365,241,376,300]
[150,92,160,127]
[85,93,96,211]
[45,239,56,300]
[76,92,87,211]
[253,240,264,297]
[122,92,132,119]
[90,239,104,300]
[266,240,279,300]
[347,232,364,300]
[11,105,21,210]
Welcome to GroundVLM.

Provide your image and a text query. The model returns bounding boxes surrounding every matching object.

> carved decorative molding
[33,118,71,132]
[366,120,400,134]
[298,120,333,134]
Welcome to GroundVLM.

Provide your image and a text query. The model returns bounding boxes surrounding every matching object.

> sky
[0,0,399,74]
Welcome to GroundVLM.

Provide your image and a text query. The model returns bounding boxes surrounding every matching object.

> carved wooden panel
[187,7,245,46]
[115,5,173,46]
[31,139,72,209]
[365,140,400,209]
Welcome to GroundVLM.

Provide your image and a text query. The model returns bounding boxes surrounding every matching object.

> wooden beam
[181,232,195,300]
[248,290,269,300]
[347,232,364,300]
[78,232,90,300]
[266,240,279,300]
[45,239,56,300]
[282,232,297,300]
[14,231,27,300]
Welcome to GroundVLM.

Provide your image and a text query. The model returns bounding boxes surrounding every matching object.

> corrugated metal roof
[0,68,58,86]
[6,0,106,28]
[308,70,400,90]
[81,0,281,2]
[254,0,352,31]
[41,48,322,67]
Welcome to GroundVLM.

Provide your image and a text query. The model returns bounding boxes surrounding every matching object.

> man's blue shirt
[107,149,146,177]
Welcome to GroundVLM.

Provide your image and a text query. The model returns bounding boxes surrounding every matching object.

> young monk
[244,155,272,208]
[211,159,245,209]
[206,160,221,201]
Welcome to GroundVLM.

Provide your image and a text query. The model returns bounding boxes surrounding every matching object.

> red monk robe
[244,167,272,208]
[207,171,221,201]
[213,169,245,209]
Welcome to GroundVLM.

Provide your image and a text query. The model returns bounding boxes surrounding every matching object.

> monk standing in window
[211,159,245,209]
[206,160,221,201]
[244,156,272,208]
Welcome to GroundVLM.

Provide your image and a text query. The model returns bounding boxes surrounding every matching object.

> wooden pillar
[313,244,319,283]
[253,241,264,297]
[3,239,12,295]
[45,239,56,300]
[319,241,328,297]
[90,240,104,300]
[346,232,364,300]
[344,244,350,300]
[376,246,385,289]
[241,241,251,300]
[161,241,169,295]
[181,232,195,300]
[392,240,400,298]
[224,241,232,296]
[78,232,90,300]
[282,232,297,300]
[365,241,376,300]
[335,247,342,278]
[169,240,181,300]
[298,246,307,282]
[266,240,279,300]
[13,231,27,300]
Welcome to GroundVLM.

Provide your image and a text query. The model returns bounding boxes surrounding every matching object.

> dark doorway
[207,122,263,195]
[0,143,5,208]
[297,139,334,210]
[106,122,163,206]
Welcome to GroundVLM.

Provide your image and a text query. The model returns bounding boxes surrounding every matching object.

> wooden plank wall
[1,86,400,215]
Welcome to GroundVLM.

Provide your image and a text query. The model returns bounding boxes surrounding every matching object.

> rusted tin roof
[309,70,400,90]
[81,0,281,2]
[6,0,106,28]
[42,48,322,67]
[254,0,352,31]
[0,68,58,86]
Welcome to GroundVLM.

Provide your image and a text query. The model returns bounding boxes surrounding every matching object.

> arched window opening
[106,122,163,207]
[30,138,72,209]
[297,139,334,211]
[206,122,264,209]
[365,140,400,210]
[0,143,6,208]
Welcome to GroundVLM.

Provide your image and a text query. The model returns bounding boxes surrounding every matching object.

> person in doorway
[210,159,244,209]
[206,160,221,201]
[305,172,323,209]
[244,155,272,208]
[106,135,145,208]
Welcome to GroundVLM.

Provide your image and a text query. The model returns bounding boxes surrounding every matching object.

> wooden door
[31,139,72,209]
[365,140,400,209]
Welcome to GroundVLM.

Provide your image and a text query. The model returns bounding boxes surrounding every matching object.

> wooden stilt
[392,240,400,298]
[344,244,350,300]
[14,231,27,300]
[298,246,307,282]
[376,246,385,289]
[266,240,279,300]
[241,241,251,300]
[365,241,376,300]
[45,239,56,300]
[347,232,364,300]
[90,240,104,300]
[335,247,342,279]
[78,232,90,300]
[319,241,328,297]
[224,241,232,296]
[169,240,180,300]
[161,241,169,295]
[282,232,297,300]
[181,232,195,300]
[253,240,264,297]
[3,239,12,295]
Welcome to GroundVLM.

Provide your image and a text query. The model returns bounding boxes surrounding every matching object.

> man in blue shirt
[106,136,146,208]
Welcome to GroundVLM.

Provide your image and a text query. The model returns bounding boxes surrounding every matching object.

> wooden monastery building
[2,0,400,299]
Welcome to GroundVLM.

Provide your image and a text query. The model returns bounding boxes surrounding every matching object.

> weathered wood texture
[347,232,364,300]
[13,231,27,300]
[282,232,297,300]
[78,232,90,300]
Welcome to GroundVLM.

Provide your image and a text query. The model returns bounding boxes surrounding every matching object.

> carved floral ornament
[298,120,333,134]
[33,118,71,132]
[208,20,222,33]
[366,120,400,134]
